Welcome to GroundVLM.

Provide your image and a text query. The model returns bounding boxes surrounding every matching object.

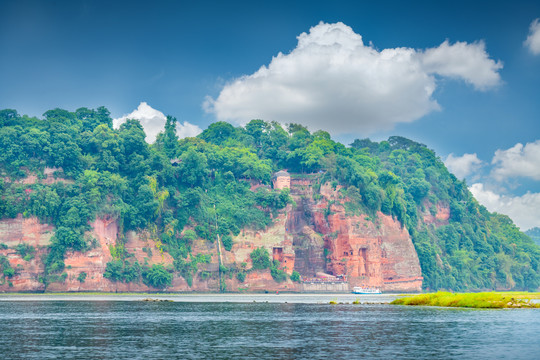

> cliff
[2,111,538,292]
[0,178,424,293]
[288,180,422,292]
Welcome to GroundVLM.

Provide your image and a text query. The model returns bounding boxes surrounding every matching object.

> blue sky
[1,0,540,229]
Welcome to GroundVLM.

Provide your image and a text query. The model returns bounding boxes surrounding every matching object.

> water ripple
[0,300,538,359]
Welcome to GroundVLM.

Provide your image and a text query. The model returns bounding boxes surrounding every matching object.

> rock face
[286,194,326,277]
[227,209,299,292]
[292,181,423,292]
[316,208,424,292]
[0,216,204,292]
[0,177,423,293]
[0,215,54,247]
[3,167,73,186]
[422,201,450,225]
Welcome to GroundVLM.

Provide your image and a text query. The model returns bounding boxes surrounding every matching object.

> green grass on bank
[496,291,540,300]
[391,291,540,309]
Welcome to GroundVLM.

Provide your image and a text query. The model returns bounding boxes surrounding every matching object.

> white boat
[352,286,382,294]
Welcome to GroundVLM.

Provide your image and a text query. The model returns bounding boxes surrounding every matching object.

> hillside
[526,228,540,247]
[0,107,539,292]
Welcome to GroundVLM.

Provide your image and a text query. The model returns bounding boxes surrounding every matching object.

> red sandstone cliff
[0,215,296,293]
[290,181,423,292]
[0,178,426,293]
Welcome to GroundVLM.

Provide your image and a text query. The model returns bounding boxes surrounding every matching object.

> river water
[0,294,538,359]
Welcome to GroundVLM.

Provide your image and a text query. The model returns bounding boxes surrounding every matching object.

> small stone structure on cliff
[272,170,290,190]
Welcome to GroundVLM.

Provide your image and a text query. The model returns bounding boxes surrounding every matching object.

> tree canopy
[0,106,538,291]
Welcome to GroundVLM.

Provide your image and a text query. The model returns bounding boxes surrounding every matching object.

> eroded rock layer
[0,178,424,292]
[294,181,422,292]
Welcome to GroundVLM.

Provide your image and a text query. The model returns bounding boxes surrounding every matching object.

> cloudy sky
[1,0,539,230]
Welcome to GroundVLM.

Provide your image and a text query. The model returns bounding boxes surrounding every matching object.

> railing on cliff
[301,275,348,284]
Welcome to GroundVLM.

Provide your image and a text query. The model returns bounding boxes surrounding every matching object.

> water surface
[0,295,538,359]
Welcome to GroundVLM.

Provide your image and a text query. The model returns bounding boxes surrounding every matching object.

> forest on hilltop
[0,107,539,291]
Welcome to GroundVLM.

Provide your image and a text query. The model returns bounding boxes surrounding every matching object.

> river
[0,294,538,359]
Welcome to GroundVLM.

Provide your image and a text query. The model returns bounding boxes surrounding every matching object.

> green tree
[270,260,288,282]
[250,247,271,270]
[163,115,178,159]
[0,109,19,126]
[179,148,208,187]
[143,264,173,289]
[199,121,237,145]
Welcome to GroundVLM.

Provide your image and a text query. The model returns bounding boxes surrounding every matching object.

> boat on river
[352,286,382,294]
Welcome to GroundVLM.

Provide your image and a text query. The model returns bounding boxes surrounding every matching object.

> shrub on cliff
[143,264,173,289]
[104,260,142,283]
[104,260,123,282]
[270,263,287,283]
[222,235,233,251]
[3,267,15,278]
[77,272,87,283]
[182,229,197,243]
[0,255,15,280]
[250,247,271,270]
[15,243,35,261]
[236,272,246,282]
[174,253,211,285]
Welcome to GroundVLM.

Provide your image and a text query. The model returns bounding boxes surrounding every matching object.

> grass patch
[496,291,540,300]
[391,291,540,309]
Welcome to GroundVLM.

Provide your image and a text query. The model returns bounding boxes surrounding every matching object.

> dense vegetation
[0,107,539,291]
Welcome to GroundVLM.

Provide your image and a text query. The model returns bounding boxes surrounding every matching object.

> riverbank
[0,292,403,304]
[3,291,539,306]
[391,291,540,308]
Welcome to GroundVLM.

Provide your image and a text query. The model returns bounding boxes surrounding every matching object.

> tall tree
[163,115,178,159]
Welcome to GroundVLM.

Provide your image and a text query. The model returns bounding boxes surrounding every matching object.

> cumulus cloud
[113,102,167,143]
[444,153,483,179]
[422,40,503,90]
[177,120,203,139]
[113,102,202,142]
[470,183,540,231]
[204,22,502,135]
[491,140,540,181]
[524,18,540,55]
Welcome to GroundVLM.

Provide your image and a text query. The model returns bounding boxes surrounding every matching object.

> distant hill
[0,107,539,292]
[526,228,540,246]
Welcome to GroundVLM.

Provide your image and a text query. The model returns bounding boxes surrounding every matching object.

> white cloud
[470,183,540,231]
[204,22,502,135]
[444,153,483,179]
[113,102,201,142]
[524,18,540,55]
[422,40,503,90]
[467,140,540,231]
[491,140,540,181]
[113,102,167,143]
[177,121,202,139]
